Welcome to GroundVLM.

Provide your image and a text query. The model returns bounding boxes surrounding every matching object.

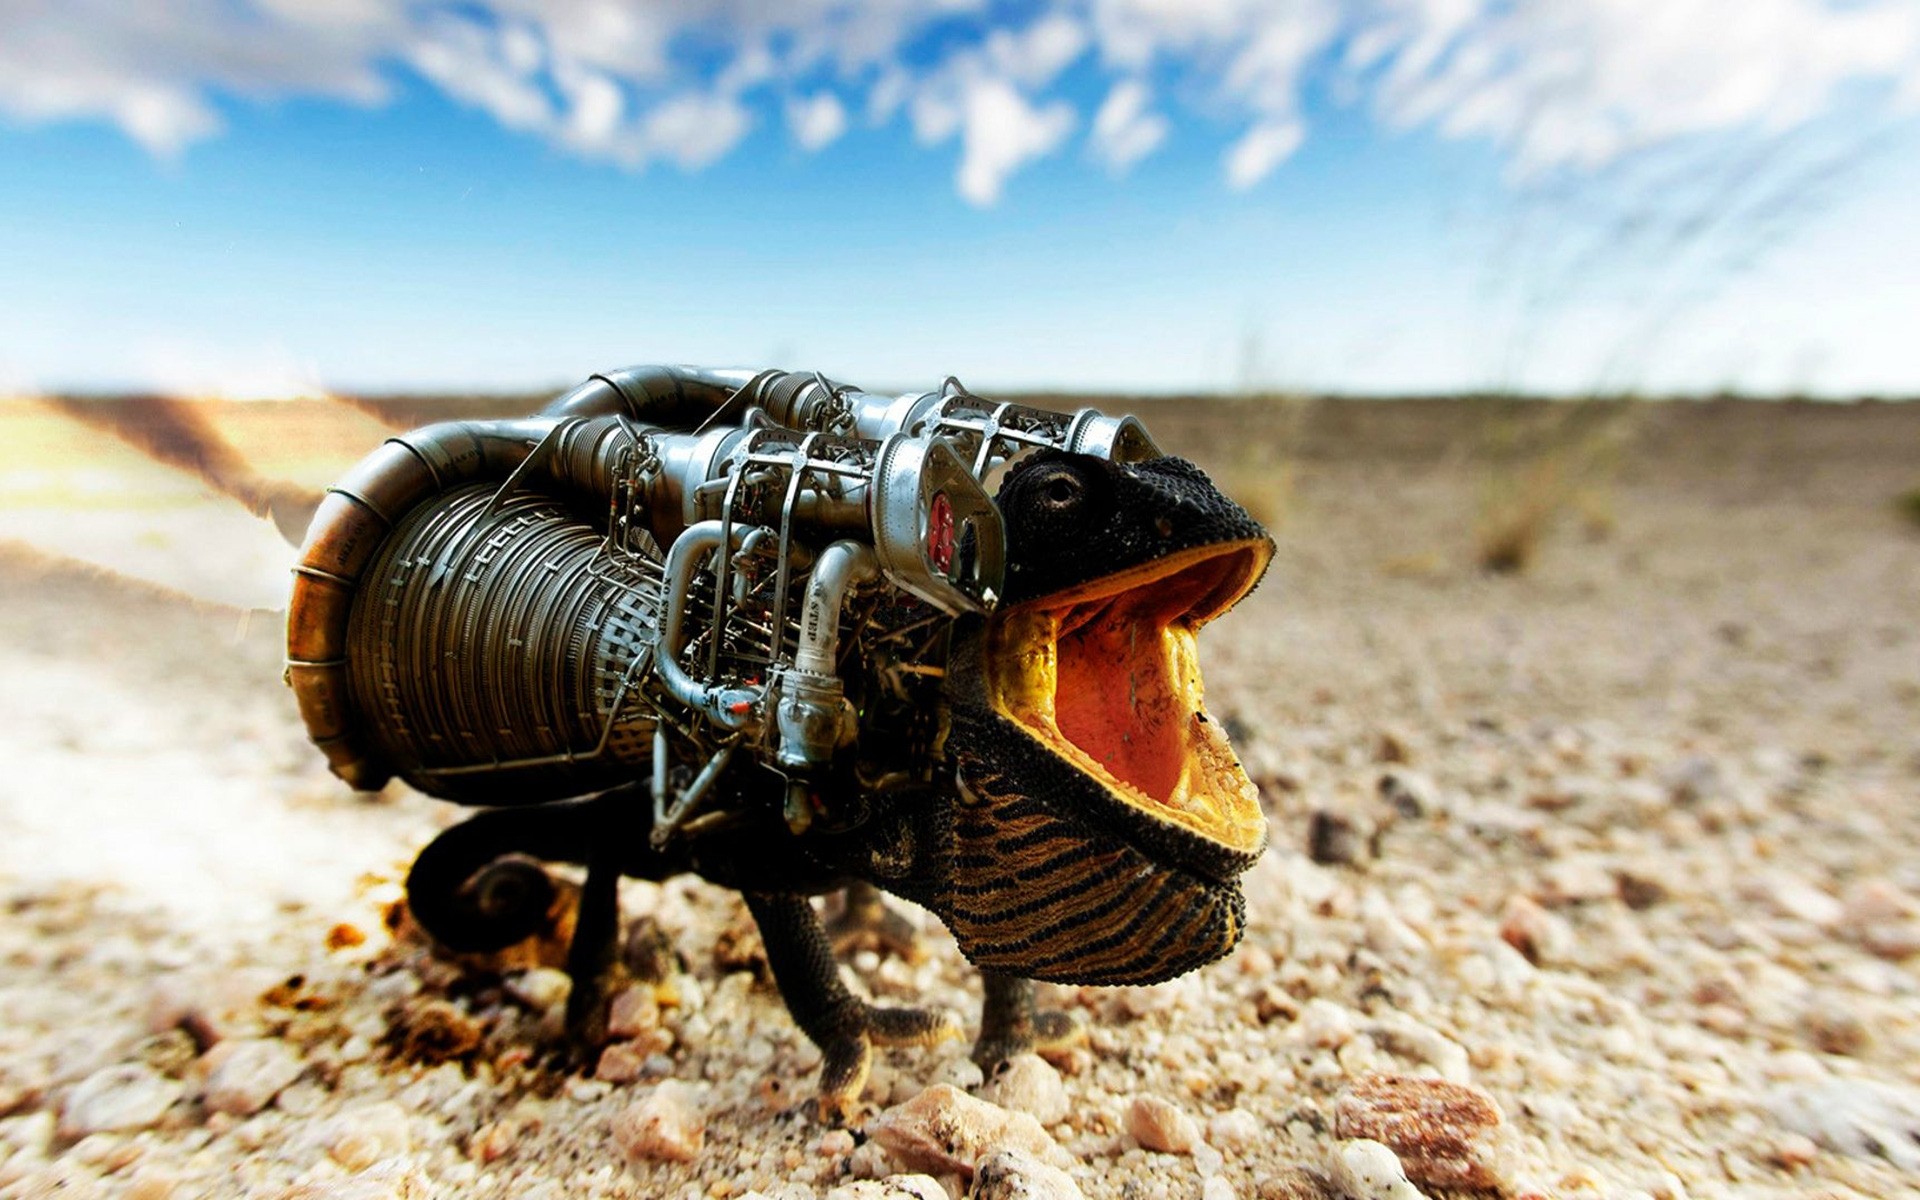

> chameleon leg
[972,972,1086,1071]
[562,817,626,1047]
[825,880,925,963]
[745,892,959,1123]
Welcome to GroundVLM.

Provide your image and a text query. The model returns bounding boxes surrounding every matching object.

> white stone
[980,1055,1069,1126]
[1206,1108,1261,1152]
[1297,999,1360,1049]
[324,1102,413,1171]
[970,1148,1085,1200]
[203,1038,303,1116]
[1125,1095,1201,1154]
[823,1176,948,1200]
[611,1080,705,1163]
[1327,1138,1428,1200]
[59,1064,182,1138]
[1765,1079,1920,1171]
[866,1085,1071,1178]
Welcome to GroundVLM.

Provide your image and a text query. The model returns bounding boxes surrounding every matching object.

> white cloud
[955,77,1076,205]
[0,0,1915,200]
[1224,118,1303,188]
[633,91,754,170]
[1355,0,1920,176]
[787,91,848,151]
[406,16,555,135]
[1090,79,1168,172]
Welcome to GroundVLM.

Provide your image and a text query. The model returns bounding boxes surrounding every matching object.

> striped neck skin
[928,709,1253,986]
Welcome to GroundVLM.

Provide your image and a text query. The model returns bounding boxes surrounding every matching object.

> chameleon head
[935,451,1273,986]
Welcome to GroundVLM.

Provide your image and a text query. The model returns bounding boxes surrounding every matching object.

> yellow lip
[983,539,1271,854]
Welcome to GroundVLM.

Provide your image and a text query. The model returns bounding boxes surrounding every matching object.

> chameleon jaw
[982,538,1271,862]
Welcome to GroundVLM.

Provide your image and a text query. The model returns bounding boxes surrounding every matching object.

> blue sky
[1,1,1917,397]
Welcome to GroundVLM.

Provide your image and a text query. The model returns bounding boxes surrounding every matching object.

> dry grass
[1208,391,1316,532]
[1899,486,1920,529]
[1473,399,1637,573]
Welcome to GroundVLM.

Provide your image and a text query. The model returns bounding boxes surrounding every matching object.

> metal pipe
[655,520,762,728]
[795,541,879,676]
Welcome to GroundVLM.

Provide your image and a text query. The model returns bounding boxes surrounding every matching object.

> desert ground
[0,393,1916,1200]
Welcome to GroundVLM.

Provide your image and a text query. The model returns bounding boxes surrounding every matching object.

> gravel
[5,399,1920,1199]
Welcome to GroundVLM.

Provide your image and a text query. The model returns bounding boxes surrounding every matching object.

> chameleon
[285,365,1273,1118]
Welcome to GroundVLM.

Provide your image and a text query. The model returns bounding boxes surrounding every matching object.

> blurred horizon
[2,1,1918,400]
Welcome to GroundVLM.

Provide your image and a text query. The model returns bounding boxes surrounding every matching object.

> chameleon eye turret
[285,364,1272,1121]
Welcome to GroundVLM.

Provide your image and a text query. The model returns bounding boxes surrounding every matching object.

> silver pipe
[795,541,879,675]
[776,540,879,779]
[655,520,762,728]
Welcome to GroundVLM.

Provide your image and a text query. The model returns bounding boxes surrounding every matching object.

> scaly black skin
[404,449,1271,1118]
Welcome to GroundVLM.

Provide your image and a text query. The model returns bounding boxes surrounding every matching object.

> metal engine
[285,366,1159,845]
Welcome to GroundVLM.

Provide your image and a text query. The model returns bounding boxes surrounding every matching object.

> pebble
[1296,999,1359,1049]
[971,1148,1085,1199]
[1764,1079,1920,1170]
[202,1038,304,1116]
[1307,807,1376,867]
[823,1176,949,1200]
[1498,895,1572,966]
[467,1118,521,1164]
[817,1128,858,1157]
[59,1063,183,1138]
[280,1162,434,1200]
[0,1110,55,1158]
[611,1079,705,1163]
[1366,1014,1470,1083]
[123,1166,182,1200]
[1378,768,1436,817]
[1327,1139,1426,1200]
[1254,1167,1333,1200]
[1663,755,1725,805]
[980,1055,1069,1126]
[1332,1074,1505,1190]
[144,978,220,1049]
[594,1042,650,1083]
[325,1101,413,1170]
[1799,1000,1871,1056]
[1202,1177,1238,1200]
[1753,874,1843,927]
[386,998,482,1065]
[607,985,661,1037]
[1839,881,1920,959]
[506,968,572,1015]
[1125,1095,1201,1154]
[1534,858,1619,907]
[866,1085,1072,1178]
[1207,1108,1261,1152]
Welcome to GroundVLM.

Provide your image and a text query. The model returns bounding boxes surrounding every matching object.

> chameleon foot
[973,972,1086,1071]
[817,1002,960,1124]
[746,891,958,1123]
[827,880,926,964]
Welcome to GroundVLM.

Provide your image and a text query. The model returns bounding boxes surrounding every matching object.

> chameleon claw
[815,1034,874,1126]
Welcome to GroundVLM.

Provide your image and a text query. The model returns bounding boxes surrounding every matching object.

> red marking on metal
[928,490,955,575]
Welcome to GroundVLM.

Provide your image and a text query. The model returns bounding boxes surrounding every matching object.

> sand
[1,396,1916,1200]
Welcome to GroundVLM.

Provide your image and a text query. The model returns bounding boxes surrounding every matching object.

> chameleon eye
[1010,460,1096,527]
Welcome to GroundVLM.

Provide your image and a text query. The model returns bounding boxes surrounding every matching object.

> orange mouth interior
[985,540,1271,854]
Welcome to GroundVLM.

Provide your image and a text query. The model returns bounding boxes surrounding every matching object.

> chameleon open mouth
[984,538,1272,859]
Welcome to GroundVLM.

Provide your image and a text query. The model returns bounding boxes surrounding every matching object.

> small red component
[927,490,955,575]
